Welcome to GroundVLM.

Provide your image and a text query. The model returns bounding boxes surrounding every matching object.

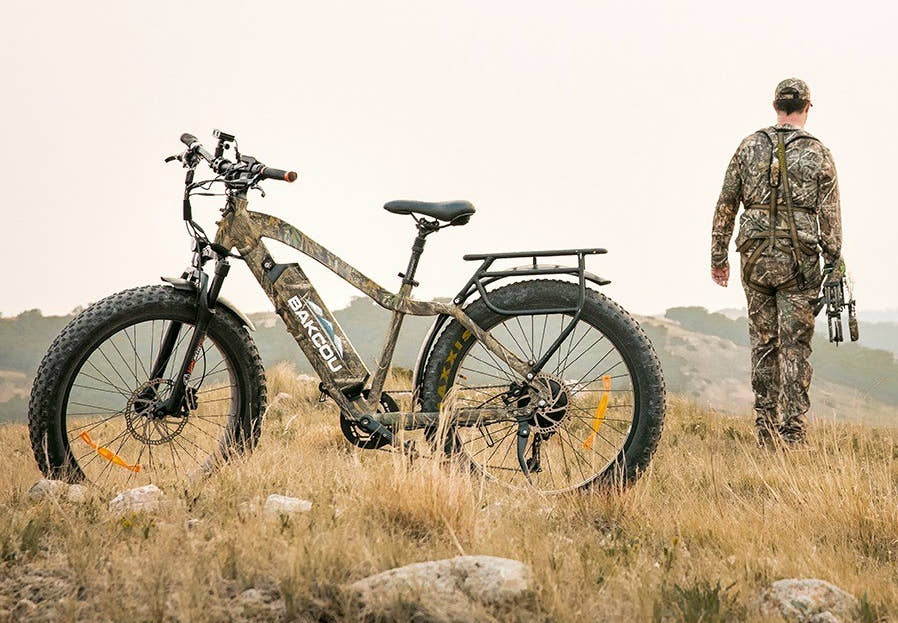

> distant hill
[3,298,897,426]
[860,309,898,323]
[657,307,898,426]
[710,307,898,358]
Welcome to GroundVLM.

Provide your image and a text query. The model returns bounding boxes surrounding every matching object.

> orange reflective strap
[582,375,612,450]
[78,431,142,473]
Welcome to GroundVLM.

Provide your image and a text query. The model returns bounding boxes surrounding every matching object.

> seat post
[399,220,439,291]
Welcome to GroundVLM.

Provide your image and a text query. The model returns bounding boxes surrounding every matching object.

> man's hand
[711,264,730,287]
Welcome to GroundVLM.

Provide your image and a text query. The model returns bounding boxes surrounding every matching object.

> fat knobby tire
[420,279,665,490]
[27,285,267,482]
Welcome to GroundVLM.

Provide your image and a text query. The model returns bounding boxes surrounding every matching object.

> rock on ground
[760,578,859,623]
[66,484,88,503]
[108,484,164,514]
[28,480,90,504]
[350,555,532,612]
[238,585,285,621]
[263,494,312,516]
[27,479,69,501]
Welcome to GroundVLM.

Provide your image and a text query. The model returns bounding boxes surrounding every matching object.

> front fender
[161,276,256,331]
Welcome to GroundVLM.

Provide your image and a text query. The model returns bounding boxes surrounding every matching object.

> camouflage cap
[775,78,811,102]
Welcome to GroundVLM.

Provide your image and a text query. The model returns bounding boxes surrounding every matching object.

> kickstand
[402,439,419,464]
[516,418,534,484]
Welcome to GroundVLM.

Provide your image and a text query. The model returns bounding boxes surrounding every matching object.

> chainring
[340,390,399,449]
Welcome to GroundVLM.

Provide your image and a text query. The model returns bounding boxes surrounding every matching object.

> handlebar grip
[259,166,298,182]
[180,133,198,147]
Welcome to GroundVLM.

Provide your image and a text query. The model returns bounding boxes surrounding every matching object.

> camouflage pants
[740,243,820,440]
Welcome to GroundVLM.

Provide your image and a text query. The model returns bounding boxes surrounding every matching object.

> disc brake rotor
[126,378,187,445]
[519,373,570,434]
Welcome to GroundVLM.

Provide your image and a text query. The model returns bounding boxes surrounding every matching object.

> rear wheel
[28,285,266,488]
[421,280,664,492]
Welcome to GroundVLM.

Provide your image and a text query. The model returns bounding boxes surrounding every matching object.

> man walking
[710,78,842,446]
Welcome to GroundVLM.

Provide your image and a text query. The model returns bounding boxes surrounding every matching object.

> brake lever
[248,173,266,197]
[165,150,201,170]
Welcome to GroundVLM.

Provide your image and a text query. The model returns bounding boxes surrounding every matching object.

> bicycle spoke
[555,322,581,376]
[440,304,642,493]
[96,345,136,395]
[123,324,151,381]
[513,315,535,362]
[191,415,228,429]
[574,365,627,394]
[500,323,530,364]
[67,412,124,434]
[72,383,128,396]
[559,333,606,376]
[77,427,131,470]
[84,361,131,398]
[60,312,241,488]
[94,427,134,486]
[196,384,237,395]
[458,365,513,385]
[108,335,142,387]
[68,401,125,413]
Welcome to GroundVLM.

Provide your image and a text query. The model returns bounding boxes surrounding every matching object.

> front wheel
[28,285,267,488]
[420,280,665,493]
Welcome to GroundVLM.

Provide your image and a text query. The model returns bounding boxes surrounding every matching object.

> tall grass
[0,363,894,621]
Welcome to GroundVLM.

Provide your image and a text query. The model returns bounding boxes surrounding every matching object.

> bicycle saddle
[383,200,475,225]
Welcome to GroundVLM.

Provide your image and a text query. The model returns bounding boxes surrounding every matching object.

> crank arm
[355,415,417,458]
[356,415,395,444]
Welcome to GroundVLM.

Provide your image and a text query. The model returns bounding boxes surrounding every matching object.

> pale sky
[1,1,896,318]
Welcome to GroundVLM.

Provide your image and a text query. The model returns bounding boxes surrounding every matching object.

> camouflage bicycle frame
[212,194,530,428]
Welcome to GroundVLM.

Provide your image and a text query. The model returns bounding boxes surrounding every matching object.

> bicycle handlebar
[259,166,298,182]
[178,132,297,183]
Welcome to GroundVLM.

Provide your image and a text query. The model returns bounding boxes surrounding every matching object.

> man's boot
[755,411,780,448]
[780,415,807,446]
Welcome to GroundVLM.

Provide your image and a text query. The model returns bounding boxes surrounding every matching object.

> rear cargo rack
[462,247,606,261]
[455,248,609,314]
[453,247,611,374]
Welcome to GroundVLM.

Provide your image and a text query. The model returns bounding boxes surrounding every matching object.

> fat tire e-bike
[28,130,665,494]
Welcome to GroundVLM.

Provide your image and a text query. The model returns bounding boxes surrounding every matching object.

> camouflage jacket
[711,123,841,268]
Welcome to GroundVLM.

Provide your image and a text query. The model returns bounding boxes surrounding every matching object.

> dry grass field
[0,362,895,622]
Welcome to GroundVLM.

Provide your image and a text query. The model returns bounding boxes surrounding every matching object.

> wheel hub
[127,379,188,444]
[516,373,570,433]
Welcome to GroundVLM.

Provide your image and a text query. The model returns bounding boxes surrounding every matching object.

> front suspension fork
[150,257,230,416]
